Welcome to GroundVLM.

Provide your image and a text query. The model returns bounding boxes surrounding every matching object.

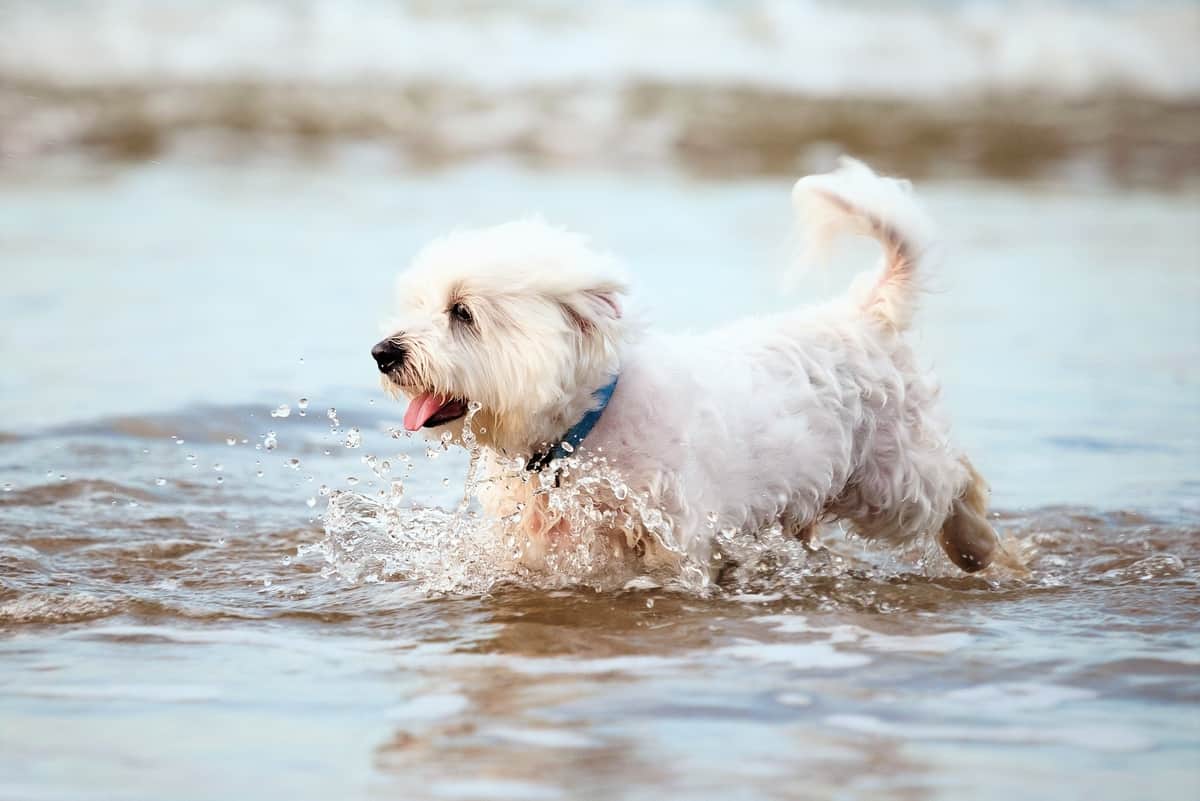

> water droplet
[560,441,574,453]
[306,497,316,508]
[271,404,291,418]
[225,436,238,446]
[346,476,359,486]
[263,577,273,587]
[45,470,53,479]
[186,453,196,462]
[213,463,223,472]
[318,484,330,496]
[281,555,293,566]
[256,470,264,478]
[440,431,453,443]
[646,598,655,608]
[286,458,301,470]
[2,482,13,492]
[127,500,139,507]
[642,508,663,530]
[155,478,166,486]
[175,439,185,445]
[425,447,440,461]
[344,428,362,448]
[442,477,450,487]
[263,432,277,450]
[58,473,66,481]
[706,511,719,529]
[327,407,339,426]
[298,397,309,410]
[468,400,483,413]
[216,476,224,484]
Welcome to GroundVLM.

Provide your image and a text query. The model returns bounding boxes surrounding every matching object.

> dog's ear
[559,282,625,338]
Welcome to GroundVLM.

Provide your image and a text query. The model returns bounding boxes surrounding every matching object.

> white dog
[372,159,1001,580]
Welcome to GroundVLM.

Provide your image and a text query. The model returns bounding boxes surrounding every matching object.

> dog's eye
[449,302,474,325]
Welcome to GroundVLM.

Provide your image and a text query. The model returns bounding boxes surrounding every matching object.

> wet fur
[378,158,1001,577]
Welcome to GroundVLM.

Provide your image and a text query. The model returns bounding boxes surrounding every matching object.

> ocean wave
[1,0,1196,100]
[0,592,119,624]
[1,1,1197,181]
[2,81,1195,184]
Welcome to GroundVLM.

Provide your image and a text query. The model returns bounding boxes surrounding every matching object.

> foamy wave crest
[2,1,1197,181]
[1,0,1195,99]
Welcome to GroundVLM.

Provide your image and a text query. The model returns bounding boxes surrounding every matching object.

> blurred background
[1,0,1198,183]
[0,0,1195,182]
[2,4,1199,800]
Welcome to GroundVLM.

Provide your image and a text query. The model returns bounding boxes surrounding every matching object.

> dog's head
[373,218,629,455]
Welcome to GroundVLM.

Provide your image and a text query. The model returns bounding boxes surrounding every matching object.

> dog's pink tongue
[404,392,445,431]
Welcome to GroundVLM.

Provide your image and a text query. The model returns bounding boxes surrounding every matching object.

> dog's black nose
[371,338,406,374]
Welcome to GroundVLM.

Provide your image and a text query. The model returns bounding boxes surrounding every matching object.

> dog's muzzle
[371,338,407,374]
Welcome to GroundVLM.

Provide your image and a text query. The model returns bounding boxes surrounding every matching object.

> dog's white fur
[378,159,1000,577]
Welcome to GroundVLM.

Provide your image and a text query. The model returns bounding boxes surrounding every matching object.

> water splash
[300,405,728,594]
[299,409,1035,598]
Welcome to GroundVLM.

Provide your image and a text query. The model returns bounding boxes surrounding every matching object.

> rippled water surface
[1,155,1198,800]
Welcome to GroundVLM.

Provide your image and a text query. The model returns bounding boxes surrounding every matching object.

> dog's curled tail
[793,158,936,331]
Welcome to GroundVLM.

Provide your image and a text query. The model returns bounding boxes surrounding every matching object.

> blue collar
[526,375,618,473]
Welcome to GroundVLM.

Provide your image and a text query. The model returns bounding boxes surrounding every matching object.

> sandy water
[1,156,1198,800]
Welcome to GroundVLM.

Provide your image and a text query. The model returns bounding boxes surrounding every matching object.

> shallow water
[1,156,1199,800]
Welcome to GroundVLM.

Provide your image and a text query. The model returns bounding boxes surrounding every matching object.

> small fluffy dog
[372,159,1001,578]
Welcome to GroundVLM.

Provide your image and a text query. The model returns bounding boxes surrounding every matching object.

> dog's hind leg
[937,459,999,573]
